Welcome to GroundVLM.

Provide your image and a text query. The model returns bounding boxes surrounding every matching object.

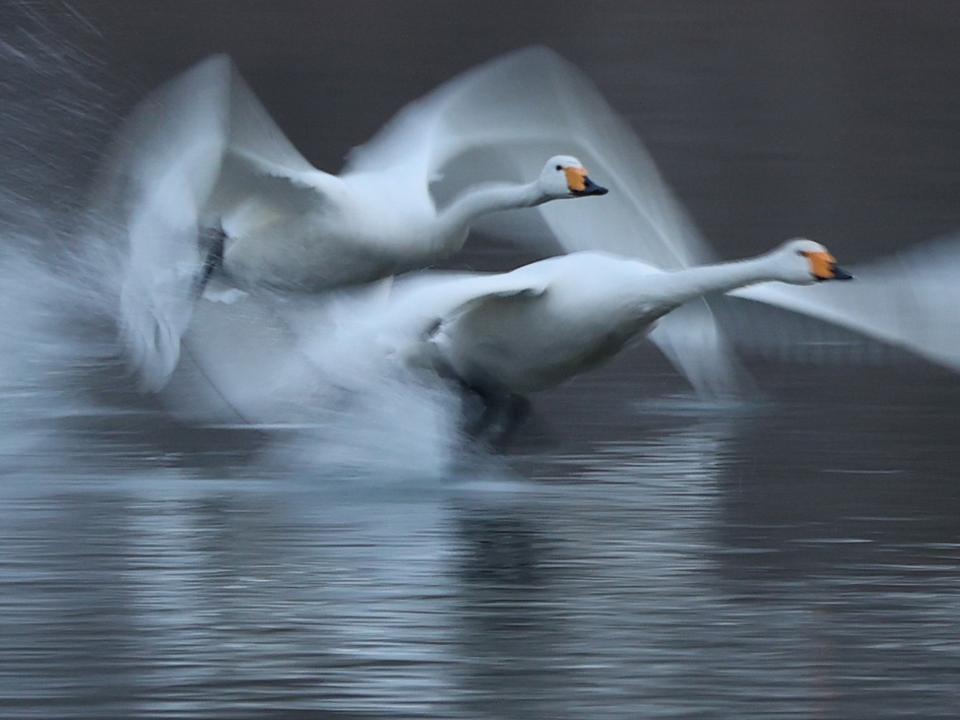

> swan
[98,52,610,391]
[392,240,852,408]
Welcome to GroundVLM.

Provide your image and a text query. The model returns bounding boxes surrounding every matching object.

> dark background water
[2,2,960,718]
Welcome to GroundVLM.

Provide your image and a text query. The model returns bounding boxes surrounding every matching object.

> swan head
[538,155,608,199]
[768,238,854,285]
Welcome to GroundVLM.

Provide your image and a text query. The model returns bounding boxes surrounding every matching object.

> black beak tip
[833,266,854,280]
[574,177,608,197]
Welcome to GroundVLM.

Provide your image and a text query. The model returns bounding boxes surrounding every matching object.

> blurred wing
[375,270,550,353]
[345,46,712,268]
[96,56,232,391]
[647,299,754,397]
[728,237,960,372]
[96,55,334,391]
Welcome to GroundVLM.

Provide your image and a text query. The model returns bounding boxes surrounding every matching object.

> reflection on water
[2,367,958,718]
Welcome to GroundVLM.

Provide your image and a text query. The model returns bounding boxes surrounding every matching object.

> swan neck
[660,256,777,304]
[439,181,542,243]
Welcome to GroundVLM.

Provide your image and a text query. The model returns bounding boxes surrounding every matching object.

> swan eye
[796,250,808,257]
[555,164,563,171]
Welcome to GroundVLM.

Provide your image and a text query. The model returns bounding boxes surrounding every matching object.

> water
[3,366,959,718]
[2,2,960,718]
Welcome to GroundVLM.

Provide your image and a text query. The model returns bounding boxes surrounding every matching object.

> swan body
[211,150,604,292]
[422,239,851,396]
[99,52,608,390]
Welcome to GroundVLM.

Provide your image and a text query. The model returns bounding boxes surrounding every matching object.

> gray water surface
[2,365,959,719]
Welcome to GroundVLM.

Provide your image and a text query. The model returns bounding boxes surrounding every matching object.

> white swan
[398,237,960,416]
[393,240,852,402]
[98,51,611,391]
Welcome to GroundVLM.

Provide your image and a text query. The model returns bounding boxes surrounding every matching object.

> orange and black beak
[805,251,854,281]
[564,167,608,197]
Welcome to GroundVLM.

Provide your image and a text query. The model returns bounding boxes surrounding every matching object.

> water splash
[0,4,468,481]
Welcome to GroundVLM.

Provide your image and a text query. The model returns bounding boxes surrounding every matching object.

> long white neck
[644,255,779,308]
[438,181,544,248]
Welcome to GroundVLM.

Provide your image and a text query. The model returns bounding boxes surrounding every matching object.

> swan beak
[565,167,608,197]
[807,251,854,281]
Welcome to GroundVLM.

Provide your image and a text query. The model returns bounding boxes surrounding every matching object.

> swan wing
[213,56,342,207]
[345,46,712,269]
[97,55,336,390]
[727,237,960,372]
[378,270,550,350]
[646,300,753,397]
[96,56,232,391]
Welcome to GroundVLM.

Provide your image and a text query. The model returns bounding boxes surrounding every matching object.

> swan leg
[457,378,532,442]
[193,226,227,297]
[500,393,532,437]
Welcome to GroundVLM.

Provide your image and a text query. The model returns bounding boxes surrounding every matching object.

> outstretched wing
[360,270,550,369]
[346,46,712,269]
[96,56,232,391]
[728,236,960,372]
[96,55,336,391]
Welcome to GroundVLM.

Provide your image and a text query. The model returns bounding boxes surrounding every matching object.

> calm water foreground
[1,363,958,719]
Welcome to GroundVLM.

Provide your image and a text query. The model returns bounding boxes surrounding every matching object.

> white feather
[728,236,960,372]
